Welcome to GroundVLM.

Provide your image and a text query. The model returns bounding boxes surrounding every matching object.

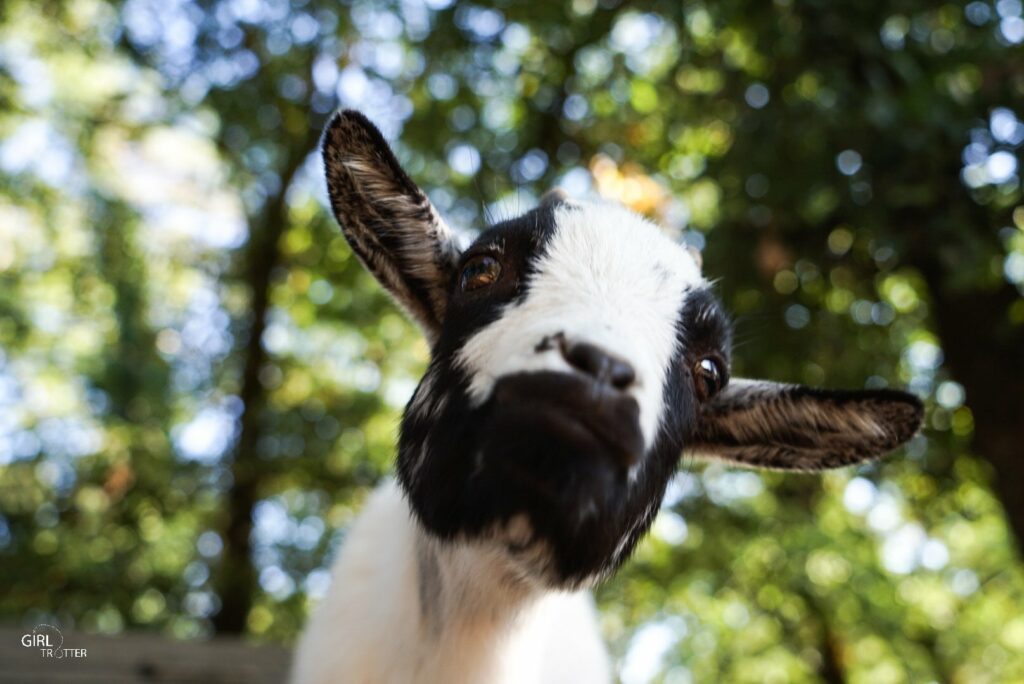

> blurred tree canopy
[1,0,1023,682]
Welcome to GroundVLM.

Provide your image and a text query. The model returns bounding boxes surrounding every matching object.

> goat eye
[694,357,725,401]
[460,255,501,292]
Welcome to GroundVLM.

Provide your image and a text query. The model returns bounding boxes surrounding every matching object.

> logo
[19,624,87,659]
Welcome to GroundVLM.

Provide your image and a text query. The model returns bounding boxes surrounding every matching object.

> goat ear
[685,379,924,470]
[322,110,461,341]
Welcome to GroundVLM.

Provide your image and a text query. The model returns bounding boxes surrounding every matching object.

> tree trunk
[212,152,307,634]
[915,258,1024,554]
[800,590,846,684]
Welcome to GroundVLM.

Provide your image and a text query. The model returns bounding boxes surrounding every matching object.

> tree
[2,0,1023,681]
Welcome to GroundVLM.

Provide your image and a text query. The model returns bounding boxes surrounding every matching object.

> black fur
[321,110,460,338]
[399,277,734,585]
[321,110,925,589]
[689,381,924,470]
[434,205,561,354]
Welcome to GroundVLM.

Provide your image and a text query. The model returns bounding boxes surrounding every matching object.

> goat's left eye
[694,357,725,402]
[460,255,501,292]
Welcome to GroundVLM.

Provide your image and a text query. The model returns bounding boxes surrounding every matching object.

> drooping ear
[322,110,461,341]
[685,379,924,470]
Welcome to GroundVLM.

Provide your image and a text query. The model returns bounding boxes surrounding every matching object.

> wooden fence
[0,626,291,683]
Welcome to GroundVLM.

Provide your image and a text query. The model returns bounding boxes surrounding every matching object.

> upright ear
[322,110,461,341]
[686,379,924,470]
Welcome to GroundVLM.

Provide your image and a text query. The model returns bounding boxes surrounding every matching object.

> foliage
[1,0,1022,681]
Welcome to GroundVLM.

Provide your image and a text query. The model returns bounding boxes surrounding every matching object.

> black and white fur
[291,111,924,683]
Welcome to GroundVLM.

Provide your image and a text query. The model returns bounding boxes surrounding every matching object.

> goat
[290,110,923,684]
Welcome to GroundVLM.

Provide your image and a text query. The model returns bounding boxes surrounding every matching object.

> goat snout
[537,333,636,390]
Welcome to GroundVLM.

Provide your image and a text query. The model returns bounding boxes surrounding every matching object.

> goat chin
[290,480,612,684]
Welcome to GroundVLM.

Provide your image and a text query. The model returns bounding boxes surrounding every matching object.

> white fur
[457,202,704,451]
[291,481,610,684]
[293,201,703,683]
[295,179,914,682]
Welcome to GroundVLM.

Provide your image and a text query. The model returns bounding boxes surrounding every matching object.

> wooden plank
[0,627,292,683]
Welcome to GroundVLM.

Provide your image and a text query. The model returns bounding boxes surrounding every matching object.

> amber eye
[460,255,501,292]
[694,357,725,401]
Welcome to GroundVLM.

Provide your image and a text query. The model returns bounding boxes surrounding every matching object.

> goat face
[322,111,924,588]
[398,198,720,585]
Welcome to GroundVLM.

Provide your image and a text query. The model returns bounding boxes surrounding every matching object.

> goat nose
[561,340,636,390]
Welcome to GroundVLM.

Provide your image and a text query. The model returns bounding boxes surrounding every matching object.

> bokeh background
[1,0,1023,682]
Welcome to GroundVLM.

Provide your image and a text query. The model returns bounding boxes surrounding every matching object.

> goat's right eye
[460,255,501,292]
[693,357,725,402]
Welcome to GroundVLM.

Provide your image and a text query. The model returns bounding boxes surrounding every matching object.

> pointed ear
[686,379,924,470]
[322,110,461,341]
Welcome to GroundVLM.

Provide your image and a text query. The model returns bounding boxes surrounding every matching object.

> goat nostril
[608,359,636,389]
[562,340,636,390]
